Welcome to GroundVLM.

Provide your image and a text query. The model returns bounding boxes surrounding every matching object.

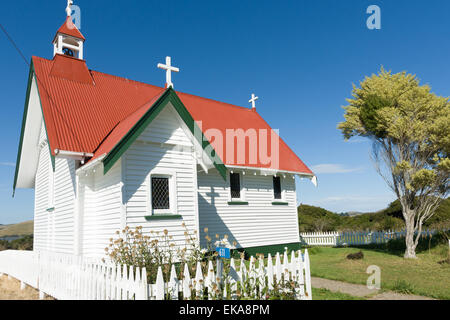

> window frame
[272,175,287,203]
[147,170,178,216]
[273,176,283,200]
[228,172,246,203]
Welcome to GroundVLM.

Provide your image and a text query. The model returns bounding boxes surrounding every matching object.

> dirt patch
[0,275,54,300]
[312,277,377,297]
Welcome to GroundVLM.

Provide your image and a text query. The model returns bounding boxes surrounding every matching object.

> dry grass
[0,221,34,238]
[0,275,54,300]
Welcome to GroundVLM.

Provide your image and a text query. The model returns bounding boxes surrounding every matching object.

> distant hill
[298,198,450,232]
[0,221,34,238]
[346,211,366,217]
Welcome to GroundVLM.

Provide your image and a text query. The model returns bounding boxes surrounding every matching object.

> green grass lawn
[312,288,364,300]
[307,244,450,300]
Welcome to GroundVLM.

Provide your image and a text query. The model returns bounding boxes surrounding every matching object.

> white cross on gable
[249,93,259,109]
[157,56,180,89]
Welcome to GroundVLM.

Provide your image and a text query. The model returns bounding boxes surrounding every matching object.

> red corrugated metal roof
[32,55,313,175]
[54,17,85,41]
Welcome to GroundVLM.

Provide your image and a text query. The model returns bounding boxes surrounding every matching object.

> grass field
[0,221,33,238]
[308,243,450,300]
[312,288,364,300]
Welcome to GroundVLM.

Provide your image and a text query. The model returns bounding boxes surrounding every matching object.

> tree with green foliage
[338,68,450,259]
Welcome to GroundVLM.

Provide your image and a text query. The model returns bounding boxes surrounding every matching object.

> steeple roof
[54,17,85,41]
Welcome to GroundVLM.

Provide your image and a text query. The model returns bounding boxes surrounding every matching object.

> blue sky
[1,0,449,224]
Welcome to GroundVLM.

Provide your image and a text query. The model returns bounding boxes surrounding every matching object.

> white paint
[66,0,73,17]
[15,76,44,189]
[157,56,179,88]
[198,170,300,249]
[249,93,259,109]
[124,105,198,251]
[79,160,122,258]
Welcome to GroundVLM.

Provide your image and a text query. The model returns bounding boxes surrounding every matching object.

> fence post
[168,264,179,300]
[155,267,165,300]
[194,261,204,298]
[303,250,312,300]
[182,263,191,300]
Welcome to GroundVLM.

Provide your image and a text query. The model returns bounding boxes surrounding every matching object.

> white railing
[300,232,339,246]
[0,249,312,300]
[0,250,147,300]
[148,249,312,300]
[0,250,39,289]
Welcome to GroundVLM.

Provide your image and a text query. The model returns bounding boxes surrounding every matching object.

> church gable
[14,67,54,193]
[137,105,193,147]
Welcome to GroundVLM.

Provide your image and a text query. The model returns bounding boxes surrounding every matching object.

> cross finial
[66,0,74,17]
[249,93,259,109]
[157,56,180,89]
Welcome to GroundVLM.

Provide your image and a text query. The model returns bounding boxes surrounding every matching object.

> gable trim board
[13,61,56,196]
[102,88,228,180]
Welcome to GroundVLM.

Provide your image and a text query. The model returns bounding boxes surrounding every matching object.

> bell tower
[52,0,85,60]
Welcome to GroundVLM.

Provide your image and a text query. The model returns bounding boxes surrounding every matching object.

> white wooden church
[13,3,316,258]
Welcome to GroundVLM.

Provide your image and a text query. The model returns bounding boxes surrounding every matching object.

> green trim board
[227,201,249,205]
[272,202,289,206]
[145,215,182,221]
[232,242,303,259]
[102,88,227,180]
[13,60,55,196]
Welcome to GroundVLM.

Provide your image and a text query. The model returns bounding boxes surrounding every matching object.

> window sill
[228,201,249,206]
[272,202,289,206]
[145,215,182,221]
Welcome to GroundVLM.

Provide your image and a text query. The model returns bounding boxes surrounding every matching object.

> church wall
[80,160,123,259]
[197,171,300,249]
[33,120,77,255]
[123,105,199,250]
[33,122,51,252]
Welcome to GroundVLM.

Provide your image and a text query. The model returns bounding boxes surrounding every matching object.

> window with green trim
[230,173,241,200]
[148,171,177,216]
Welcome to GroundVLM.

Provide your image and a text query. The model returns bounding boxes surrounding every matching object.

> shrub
[104,224,218,284]
[392,280,414,295]
[0,236,33,251]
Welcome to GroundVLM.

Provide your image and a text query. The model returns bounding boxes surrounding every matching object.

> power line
[0,22,30,67]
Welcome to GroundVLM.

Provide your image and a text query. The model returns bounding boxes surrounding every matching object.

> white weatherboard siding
[52,158,76,254]
[124,106,198,247]
[34,122,50,252]
[198,171,300,249]
[34,121,77,254]
[80,160,122,258]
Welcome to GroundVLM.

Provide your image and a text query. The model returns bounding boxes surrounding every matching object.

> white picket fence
[0,249,312,300]
[148,249,312,300]
[0,250,147,300]
[300,229,440,247]
[0,250,39,289]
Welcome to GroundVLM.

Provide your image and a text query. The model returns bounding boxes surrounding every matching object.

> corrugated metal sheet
[32,55,313,175]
